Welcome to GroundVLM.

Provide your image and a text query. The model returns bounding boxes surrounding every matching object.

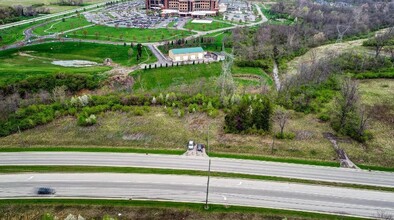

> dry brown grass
[285,39,365,77]
[339,79,394,167]
[1,79,392,167]
[0,204,324,220]
[0,107,338,163]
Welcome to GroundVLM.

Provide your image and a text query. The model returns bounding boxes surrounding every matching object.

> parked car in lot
[37,187,56,195]
[197,144,204,152]
[187,140,195,150]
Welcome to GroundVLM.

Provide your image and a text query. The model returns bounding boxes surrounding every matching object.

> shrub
[165,107,173,116]
[318,113,330,122]
[77,113,97,126]
[275,132,295,140]
[133,107,144,116]
[207,109,219,118]
[188,103,199,113]
[224,95,272,134]
[177,109,185,118]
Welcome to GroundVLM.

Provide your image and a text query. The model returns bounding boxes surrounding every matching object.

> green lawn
[235,78,261,86]
[34,15,91,35]
[132,62,272,92]
[68,26,193,43]
[232,66,273,86]
[0,42,155,66]
[133,62,222,91]
[158,31,232,54]
[184,20,233,31]
[0,43,126,85]
[259,4,294,25]
[0,55,110,86]
[0,22,34,47]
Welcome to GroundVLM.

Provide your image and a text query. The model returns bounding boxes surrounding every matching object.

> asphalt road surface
[0,2,108,30]
[1,152,394,187]
[0,173,393,218]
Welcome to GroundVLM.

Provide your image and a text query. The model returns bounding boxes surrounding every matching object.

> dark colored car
[197,144,204,152]
[37,187,56,195]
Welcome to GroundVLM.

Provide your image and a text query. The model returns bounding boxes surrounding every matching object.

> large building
[169,47,205,61]
[146,0,219,16]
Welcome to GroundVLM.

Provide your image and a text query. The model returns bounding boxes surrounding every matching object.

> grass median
[0,198,366,220]
[1,165,393,192]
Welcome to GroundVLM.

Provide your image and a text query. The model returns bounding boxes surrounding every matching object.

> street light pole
[204,158,211,210]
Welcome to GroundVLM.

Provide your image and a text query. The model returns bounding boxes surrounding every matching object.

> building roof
[170,47,204,55]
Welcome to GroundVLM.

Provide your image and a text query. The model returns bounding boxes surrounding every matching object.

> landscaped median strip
[1,165,393,192]
[0,198,368,220]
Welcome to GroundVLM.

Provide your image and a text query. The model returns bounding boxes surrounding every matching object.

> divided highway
[0,2,109,30]
[1,173,393,218]
[1,152,394,187]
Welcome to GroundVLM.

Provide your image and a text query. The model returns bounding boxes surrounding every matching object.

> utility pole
[204,159,211,210]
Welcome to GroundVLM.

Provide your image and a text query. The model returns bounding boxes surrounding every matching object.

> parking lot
[84,0,172,29]
[222,0,257,23]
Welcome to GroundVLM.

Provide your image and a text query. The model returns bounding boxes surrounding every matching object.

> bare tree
[0,93,20,120]
[336,24,351,43]
[357,105,371,138]
[372,27,394,58]
[337,78,359,130]
[37,90,51,104]
[274,106,290,138]
[52,85,67,104]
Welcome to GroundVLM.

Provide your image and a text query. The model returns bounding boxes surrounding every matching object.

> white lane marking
[27,176,34,181]
[237,182,242,186]
[222,195,227,201]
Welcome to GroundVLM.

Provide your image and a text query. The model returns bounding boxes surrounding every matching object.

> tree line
[0,5,50,24]
[232,0,394,68]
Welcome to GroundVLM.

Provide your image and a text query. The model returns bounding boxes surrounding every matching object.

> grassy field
[0,42,156,86]
[0,42,136,85]
[184,20,233,31]
[285,39,364,77]
[232,65,273,86]
[33,15,91,35]
[0,99,392,168]
[0,199,362,220]
[68,26,193,43]
[133,63,222,92]
[0,41,155,66]
[158,31,232,53]
[0,22,34,47]
[0,0,106,13]
[0,108,339,164]
[340,79,394,168]
[132,63,272,93]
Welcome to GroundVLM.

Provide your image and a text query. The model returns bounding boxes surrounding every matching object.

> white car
[187,140,195,150]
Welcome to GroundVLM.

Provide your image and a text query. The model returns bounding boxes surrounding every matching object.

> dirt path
[18,52,55,61]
